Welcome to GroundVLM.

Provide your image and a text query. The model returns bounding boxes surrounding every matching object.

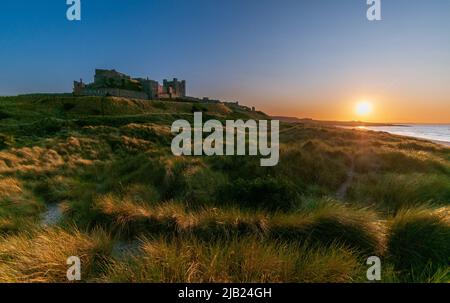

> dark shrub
[33,178,70,204]
[0,133,14,149]
[0,110,12,120]
[25,118,67,136]
[153,102,168,110]
[218,177,298,211]
[191,104,207,113]
[62,103,76,112]
[207,156,271,180]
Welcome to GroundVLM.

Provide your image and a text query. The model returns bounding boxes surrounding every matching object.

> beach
[343,124,450,147]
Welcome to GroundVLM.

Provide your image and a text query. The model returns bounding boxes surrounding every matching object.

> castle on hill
[73,69,186,100]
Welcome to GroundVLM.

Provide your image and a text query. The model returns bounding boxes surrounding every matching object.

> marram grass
[0,95,449,282]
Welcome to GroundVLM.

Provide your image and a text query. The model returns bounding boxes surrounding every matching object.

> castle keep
[74,69,186,100]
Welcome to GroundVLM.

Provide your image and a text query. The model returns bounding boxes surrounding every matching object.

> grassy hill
[0,95,449,282]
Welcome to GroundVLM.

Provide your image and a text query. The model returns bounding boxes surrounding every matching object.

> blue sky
[0,0,449,122]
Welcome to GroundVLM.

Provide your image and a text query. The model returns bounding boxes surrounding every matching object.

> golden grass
[0,177,23,198]
[92,195,385,254]
[0,95,448,282]
[0,147,64,173]
[0,227,111,283]
[120,123,172,137]
[100,236,363,283]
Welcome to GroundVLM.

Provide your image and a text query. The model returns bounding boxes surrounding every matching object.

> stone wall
[73,69,187,100]
[135,78,159,99]
[78,88,149,100]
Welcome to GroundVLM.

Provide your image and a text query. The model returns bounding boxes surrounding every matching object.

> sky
[0,0,449,123]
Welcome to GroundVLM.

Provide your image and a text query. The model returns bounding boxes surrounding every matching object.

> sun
[355,101,373,117]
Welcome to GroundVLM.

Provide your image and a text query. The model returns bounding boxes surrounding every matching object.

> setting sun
[355,101,373,117]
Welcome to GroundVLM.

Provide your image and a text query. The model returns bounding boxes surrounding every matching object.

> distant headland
[272,116,406,127]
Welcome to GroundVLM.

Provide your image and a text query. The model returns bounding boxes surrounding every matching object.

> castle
[73,69,186,100]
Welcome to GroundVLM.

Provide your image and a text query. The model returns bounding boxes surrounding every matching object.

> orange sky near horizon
[228,88,450,124]
[260,97,450,124]
[213,58,450,124]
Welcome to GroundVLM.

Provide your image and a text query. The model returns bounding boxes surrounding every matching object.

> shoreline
[336,125,450,148]
[432,140,450,147]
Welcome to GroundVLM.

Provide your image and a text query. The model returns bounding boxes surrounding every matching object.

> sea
[348,124,450,146]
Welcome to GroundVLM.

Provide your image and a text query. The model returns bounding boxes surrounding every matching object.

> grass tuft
[386,206,450,281]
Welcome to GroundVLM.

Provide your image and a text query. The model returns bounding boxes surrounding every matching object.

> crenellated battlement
[73,69,186,100]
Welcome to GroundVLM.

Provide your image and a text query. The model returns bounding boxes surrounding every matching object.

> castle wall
[73,69,187,101]
[78,88,149,100]
[136,78,159,99]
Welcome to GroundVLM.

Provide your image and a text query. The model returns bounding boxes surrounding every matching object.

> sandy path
[336,157,355,200]
[40,203,63,226]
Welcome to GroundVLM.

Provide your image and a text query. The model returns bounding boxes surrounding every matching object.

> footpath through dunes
[336,156,355,200]
[0,95,449,282]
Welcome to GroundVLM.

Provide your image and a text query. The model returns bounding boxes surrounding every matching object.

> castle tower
[163,78,187,99]
[73,79,85,95]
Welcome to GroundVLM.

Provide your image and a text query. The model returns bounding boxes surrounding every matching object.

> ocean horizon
[354,124,450,145]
